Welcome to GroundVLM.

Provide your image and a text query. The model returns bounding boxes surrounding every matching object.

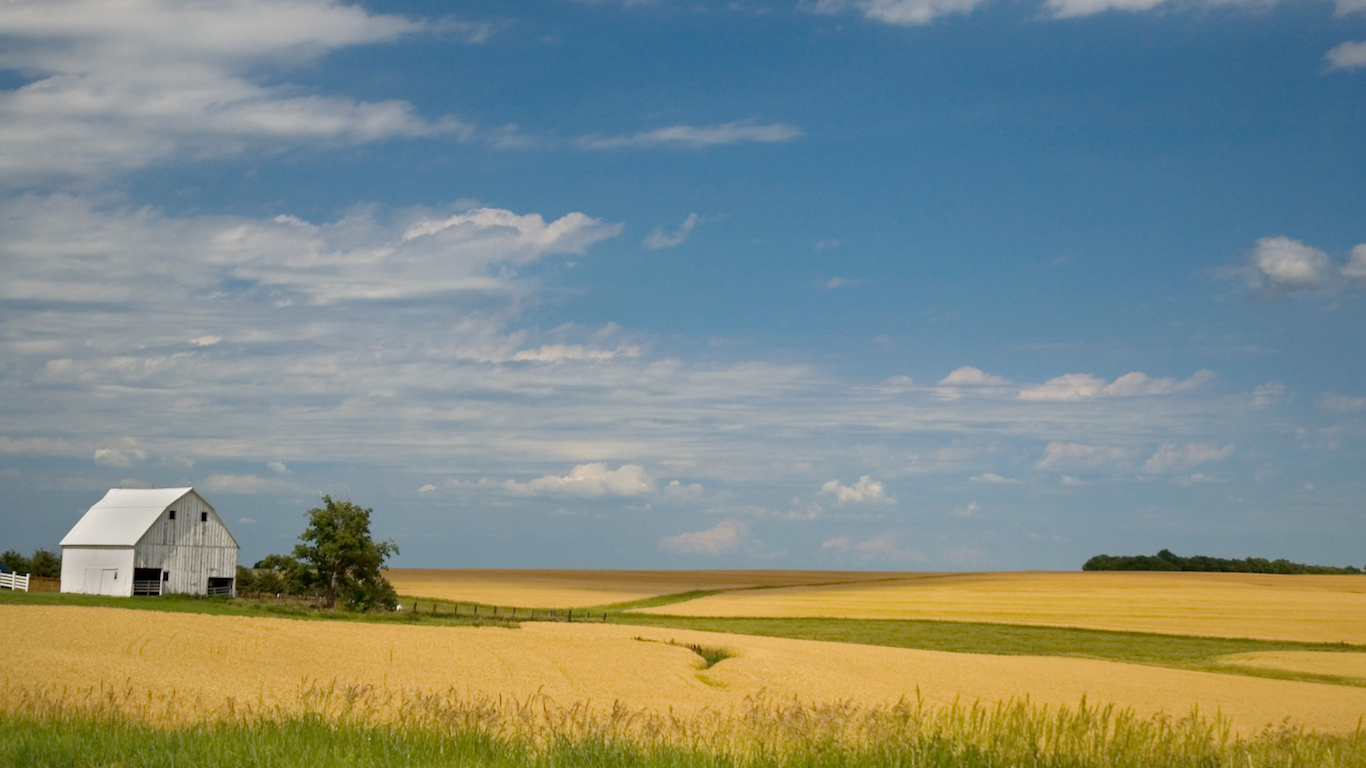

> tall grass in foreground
[1,681,1362,768]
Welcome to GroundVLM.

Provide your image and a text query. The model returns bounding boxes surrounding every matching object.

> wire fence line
[407,601,608,622]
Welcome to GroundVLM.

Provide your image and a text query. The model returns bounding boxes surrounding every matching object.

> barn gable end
[60,488,239,597]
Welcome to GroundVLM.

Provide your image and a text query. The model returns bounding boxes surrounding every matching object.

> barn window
[201,512,208,522]
[168,510,176,520]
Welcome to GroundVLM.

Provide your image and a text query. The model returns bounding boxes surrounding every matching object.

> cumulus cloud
[1035,442,1131,469]
[1227,236,1366,298]
[643,213,700,250]
[938,366,1010,387]
[818,475,896,506]
[1326,41,1366,72]
[0,0,476,186]
[659,519,748,556]
[1019,370,1213,401]
[93,438,147,467]
[506,463,656,497]
[577,121,802,149]
[969,473,1020,485]
[1143,443,1234,473]
[267,461,290,475]
[1249,236,1334,292]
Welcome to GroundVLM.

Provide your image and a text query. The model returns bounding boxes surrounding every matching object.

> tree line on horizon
[1082,548,1363,575]
[0,549,60,577]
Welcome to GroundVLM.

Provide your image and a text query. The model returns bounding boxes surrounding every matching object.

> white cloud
[0,196,620,307]
[417,483,436,493]
[1326,41,1366,72]
[93,438,147,467]
[824,277,851,289]
[663,480,705,500]
[1251,382,1286,409]
[969,473,1020,485]
[1059,475,1083,486]
[1143,443,1234,473]
[577,121,802,149]
[0,0,472,187]
[1172,473,1220,486]
[1044,0,1170,18]
[1319,392,1366,412]
[643,213,700,250]
[1035,442,1131,469]
[1345,244,1366,281]
[190,336,221,347]
[952,501,979,518]
[201,473,304,494]
[938,366,1009,387]
[507,463,656,497]
[1248,236,1334,293]
[812,0,992,25]
[818,475,896,506]
[659,519,747,556]
[1019,370,1213,401]
[267,461,290,475]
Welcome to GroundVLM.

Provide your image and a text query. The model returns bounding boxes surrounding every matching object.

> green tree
[0,550,28,574]
[292,496,398,610]
[28,549,61,578]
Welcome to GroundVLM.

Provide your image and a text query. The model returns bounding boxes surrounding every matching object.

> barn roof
[60,487,203,547]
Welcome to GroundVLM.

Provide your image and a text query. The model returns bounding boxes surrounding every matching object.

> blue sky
[2,0,1364,571]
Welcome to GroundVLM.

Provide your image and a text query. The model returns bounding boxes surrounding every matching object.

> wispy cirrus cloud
[643,213,701,250]
[577,120,802,149]
[0,0,485,187]
[1019,370,1214,401]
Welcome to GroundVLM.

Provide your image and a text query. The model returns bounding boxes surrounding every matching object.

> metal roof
[60,488,200,547]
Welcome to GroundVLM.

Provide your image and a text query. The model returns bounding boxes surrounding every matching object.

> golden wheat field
[4,604,1366,735]
[637,571,1366,644]
[383,568,906,608]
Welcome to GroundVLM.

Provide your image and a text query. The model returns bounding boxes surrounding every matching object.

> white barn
[60,488,238,597]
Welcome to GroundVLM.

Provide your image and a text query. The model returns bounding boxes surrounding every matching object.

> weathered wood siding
[134,491,239,596]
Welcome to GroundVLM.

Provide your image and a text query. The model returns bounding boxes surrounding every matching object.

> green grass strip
[609,613,1366,686]
[3,703,1365,768]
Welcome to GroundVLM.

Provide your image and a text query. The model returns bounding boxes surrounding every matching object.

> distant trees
[1083,549,1363,575]
[0,549,61,577]
[237,496,399,611]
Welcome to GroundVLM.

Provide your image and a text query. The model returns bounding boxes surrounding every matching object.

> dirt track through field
[4,605,1365,734]
[639,571,1366,643]
[1218,651,1366,680]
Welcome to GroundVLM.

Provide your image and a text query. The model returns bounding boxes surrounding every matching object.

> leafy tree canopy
[292,496,399,611]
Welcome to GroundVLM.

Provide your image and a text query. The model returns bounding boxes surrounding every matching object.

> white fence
[0,572,29,592]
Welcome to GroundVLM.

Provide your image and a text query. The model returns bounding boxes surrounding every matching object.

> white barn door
[84,567,119,596]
